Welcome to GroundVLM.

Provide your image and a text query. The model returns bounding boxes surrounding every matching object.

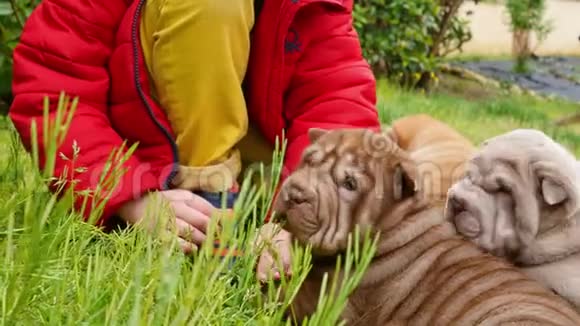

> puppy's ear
[541,178,567,206]
[308,128,328,143]
[382,125,398,143]
[532,160,580,222]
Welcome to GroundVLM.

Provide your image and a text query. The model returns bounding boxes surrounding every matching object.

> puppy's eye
[495,177,510,193]
[341,175,357,191]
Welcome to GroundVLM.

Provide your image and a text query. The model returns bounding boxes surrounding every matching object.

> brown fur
[272,127,580,325]
[387,114,476,206]
[255,115,474,281]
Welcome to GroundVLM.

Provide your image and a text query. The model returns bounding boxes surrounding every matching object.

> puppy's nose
[454,211,481,238]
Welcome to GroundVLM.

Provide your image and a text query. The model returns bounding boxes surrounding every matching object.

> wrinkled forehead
[300,129,399,170]
[490,129,550,145]
[470,129,572,175]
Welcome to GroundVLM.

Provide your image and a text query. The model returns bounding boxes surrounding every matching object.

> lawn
[1,79,580,325]
[377,79,580,155]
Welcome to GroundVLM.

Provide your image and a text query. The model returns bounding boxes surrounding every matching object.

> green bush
[0,0,41,113]
[504,0,552,73]
[353,0,473,89]
[505,0,550,31]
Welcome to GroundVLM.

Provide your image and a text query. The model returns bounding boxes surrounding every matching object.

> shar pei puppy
[256,114,475,281]
[386,114,477,206]
[269,127,580,325]
[445,129,580,308]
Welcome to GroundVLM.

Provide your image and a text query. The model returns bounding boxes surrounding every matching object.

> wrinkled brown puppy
[256,114,475,282]
[273,127,580,325]
[387,114,476,206]
[445,129,580,308]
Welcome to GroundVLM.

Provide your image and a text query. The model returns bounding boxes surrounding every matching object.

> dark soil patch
[453,56,580,102]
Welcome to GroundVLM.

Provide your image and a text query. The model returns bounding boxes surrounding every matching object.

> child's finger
[173,202,211,234]
[157,227,198,254]
[177,237,198,254]
[161,189,199,202]
[175,218,207,245]
[183,193,218,216]
[161,189,216,217]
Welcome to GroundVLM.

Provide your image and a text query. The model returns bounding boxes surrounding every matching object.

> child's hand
[117,189,216,253]
[255,223,293,283]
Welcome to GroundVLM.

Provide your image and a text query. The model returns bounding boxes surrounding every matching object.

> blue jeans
[194,190,240,269]
[194,190,238,209]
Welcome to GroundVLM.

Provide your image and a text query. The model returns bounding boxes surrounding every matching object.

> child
[8,0,381,254]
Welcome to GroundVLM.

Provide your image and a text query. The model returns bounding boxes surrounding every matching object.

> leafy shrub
[353,0,474,89]
[504,0,552,73]
[505,0,550,32]
[353,1,438,86]
[0,0,41,113]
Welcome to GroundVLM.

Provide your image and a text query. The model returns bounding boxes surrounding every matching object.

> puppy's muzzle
[280,176,317,207]
[446,179,494,239]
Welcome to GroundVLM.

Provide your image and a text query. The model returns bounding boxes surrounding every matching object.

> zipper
[128,0,342,191]
[131,0,179,190]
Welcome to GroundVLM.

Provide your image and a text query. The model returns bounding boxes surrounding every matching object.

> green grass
[377,79,580,155]
[0,94,376,325]
[1,80,580,325]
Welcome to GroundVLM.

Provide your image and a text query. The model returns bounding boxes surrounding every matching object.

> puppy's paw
[255,223,293,283]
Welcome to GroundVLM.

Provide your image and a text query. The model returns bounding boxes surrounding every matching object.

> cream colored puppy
[446,129,580,307]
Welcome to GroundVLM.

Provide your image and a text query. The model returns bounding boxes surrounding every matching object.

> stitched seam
[45,0,117,34]
[12,90,107,110]
[16,41,111,76]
